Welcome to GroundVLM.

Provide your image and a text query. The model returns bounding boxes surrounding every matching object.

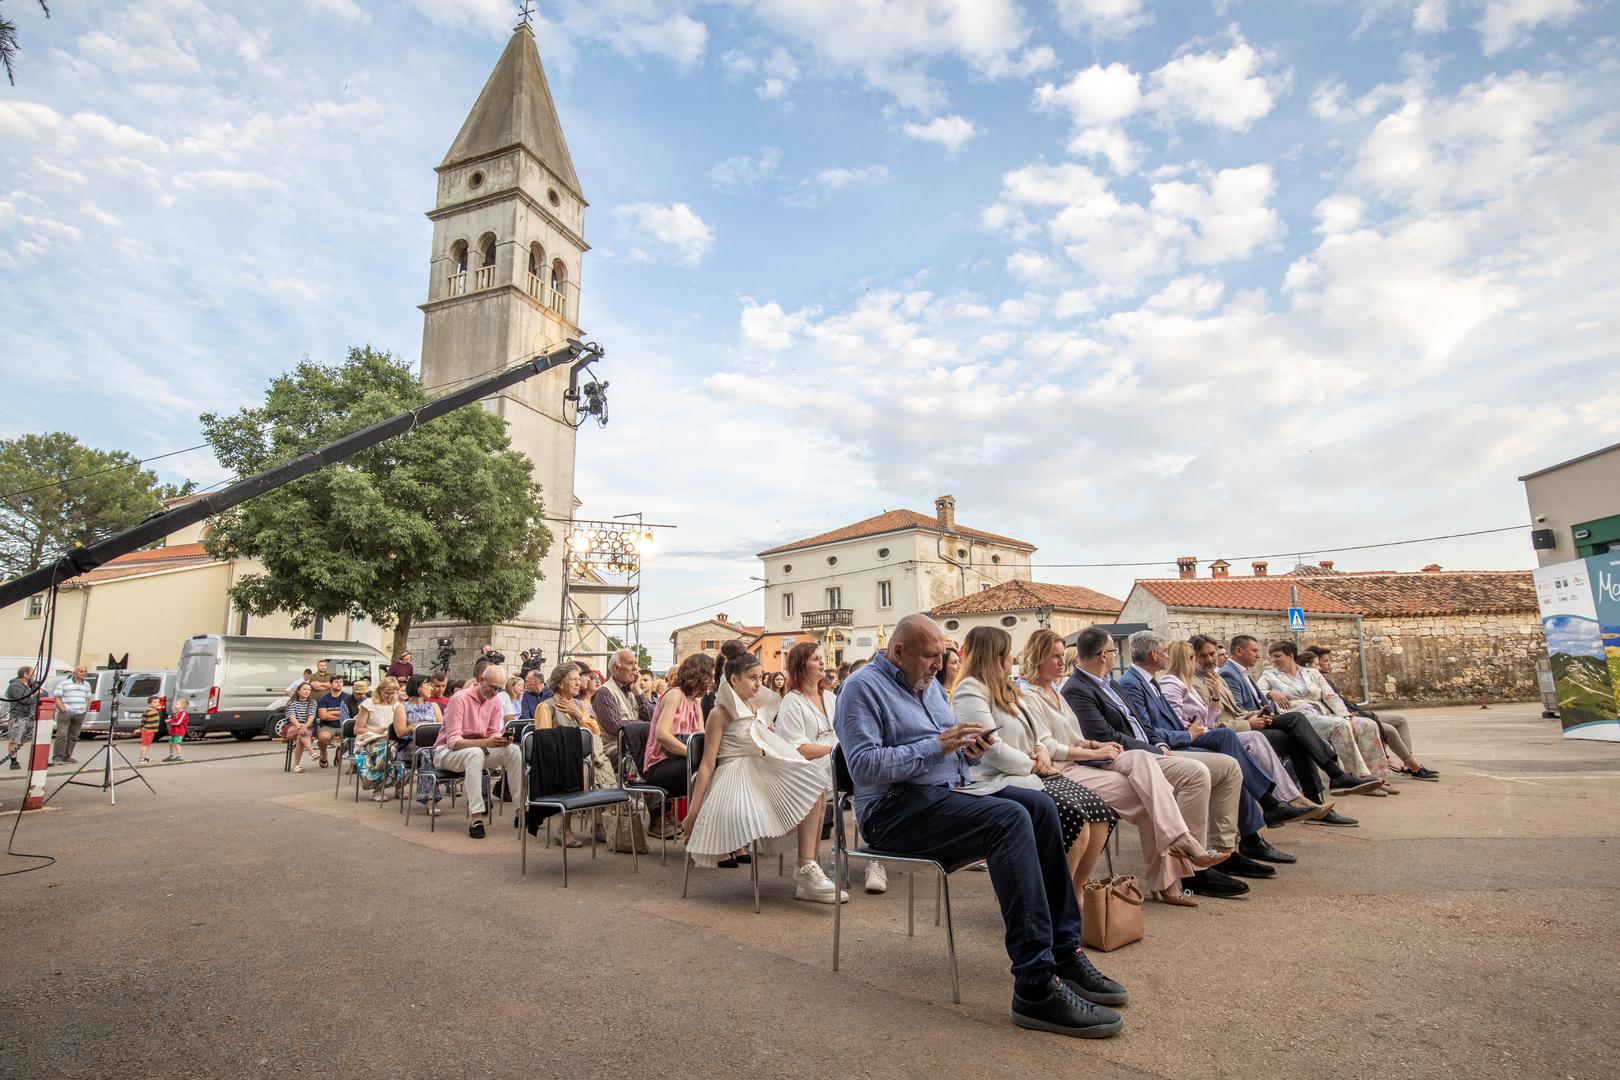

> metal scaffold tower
[556,514,651,664]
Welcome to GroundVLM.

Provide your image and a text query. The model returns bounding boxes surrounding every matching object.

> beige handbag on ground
[1080,875,1144,952]
[609,807,649,854]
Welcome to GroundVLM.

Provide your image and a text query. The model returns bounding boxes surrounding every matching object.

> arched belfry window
[447,239,469,295]
[547,258,569,318]
[474,232,497,289]
[526,242,546,301]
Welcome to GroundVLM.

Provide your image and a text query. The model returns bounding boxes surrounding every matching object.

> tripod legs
[43,734,157,806]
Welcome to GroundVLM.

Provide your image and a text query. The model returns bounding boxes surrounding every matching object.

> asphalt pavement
[1,703,1617,1080]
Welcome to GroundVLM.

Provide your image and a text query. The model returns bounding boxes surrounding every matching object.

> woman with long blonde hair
[951,626,1118,896]
[1019,629,1228,907]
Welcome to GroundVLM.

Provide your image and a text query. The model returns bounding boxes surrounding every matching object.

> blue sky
[2,0,1617,663]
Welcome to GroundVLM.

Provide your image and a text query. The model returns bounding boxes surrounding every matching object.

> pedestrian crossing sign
[1287,607,1306,632]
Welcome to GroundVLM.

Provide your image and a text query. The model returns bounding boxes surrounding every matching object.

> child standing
[137,695,163,765]
[163,697,189,762]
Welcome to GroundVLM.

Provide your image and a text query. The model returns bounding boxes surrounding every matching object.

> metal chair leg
[832,844,843,972]
[778,853,785,877]
[941,872,960,1005]
[560,822,569,888]
[907,872,915,937]
[751,842,761,914]
[681,838,692,898]
[590,809,599,861]
[935,875,942,927]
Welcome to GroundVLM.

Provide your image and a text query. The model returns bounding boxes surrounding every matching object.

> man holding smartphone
[434,664,523,839]
[835,614,1127,1039]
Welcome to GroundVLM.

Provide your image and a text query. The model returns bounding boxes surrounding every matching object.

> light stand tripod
[44,671,155,806]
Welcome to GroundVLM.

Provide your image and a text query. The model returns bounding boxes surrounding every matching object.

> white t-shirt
[496,690,519,719]
[773,689,838,787]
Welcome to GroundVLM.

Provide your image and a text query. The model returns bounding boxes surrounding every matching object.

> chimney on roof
[1176,556,1197,579]
[1252,560,1268,577]
[935,494,957,533]
[1318,560,1335,571]
[716,612,727,623]
[1210,559,1231,579]
[1421,563,1442,572]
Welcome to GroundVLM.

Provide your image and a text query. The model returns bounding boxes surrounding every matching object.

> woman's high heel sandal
[1156,887,1199,908]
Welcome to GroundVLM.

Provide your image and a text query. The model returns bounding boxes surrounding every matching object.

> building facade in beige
[757,496,1035,666]
[669,614,763,673]
[0,512,381,671]
[1519,441,1620,567]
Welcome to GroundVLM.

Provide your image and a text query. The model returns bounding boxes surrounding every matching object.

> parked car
[176,635,390,741]
[81,669,178,738]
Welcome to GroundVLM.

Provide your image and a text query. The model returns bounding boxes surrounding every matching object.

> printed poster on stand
[1533,558,1620,741]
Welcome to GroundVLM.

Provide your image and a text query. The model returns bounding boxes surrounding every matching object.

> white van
[176,636,390,740]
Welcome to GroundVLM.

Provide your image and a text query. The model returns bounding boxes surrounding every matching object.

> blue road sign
[1287,607,1306,632]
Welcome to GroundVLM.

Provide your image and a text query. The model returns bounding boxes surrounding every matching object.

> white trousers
[435,743,524,816]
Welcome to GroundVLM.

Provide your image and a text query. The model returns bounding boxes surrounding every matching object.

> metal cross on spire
[516,0,535,27]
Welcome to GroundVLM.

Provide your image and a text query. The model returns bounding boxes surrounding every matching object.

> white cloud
[782,164,891,207]
[736,0,1032,109]
[1035,62,1143,126]
[1054,0,1151,38]
[1066,126,1142,174]
[706,146,783,190]
[1145,38,1284,132]
[740,298,815,352]
[1151,164,1283,263]
[901,114,979,155]
[1475,0,1583,55]
[0,101,62,140]
[615,202,716,265]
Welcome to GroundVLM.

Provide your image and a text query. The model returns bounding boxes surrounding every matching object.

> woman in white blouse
[951,627,1118,896]
[1017,629,1229,907]
[1258,641,1393,791]
[772,642,885,894]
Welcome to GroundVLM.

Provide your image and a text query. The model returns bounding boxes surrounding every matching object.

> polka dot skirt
[1040,775,1118,852]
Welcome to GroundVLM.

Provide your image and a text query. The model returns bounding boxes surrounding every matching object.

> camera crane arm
[0,339,606,613]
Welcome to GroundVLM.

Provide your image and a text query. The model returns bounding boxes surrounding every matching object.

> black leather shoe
[1056,951,1129,1006]
[1329,775,1383,795]
[1011,978,1123,1038]
[1240,835,1296,864]
[468,820,486,839]
[1263,802,1312,828]
[1221,851,1277,878]
[1185,868,1250,898]
[717,856,741,868]
[1308,809,1360,827]
[1408,766,1440,780]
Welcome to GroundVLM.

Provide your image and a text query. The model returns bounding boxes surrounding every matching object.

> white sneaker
[794,861,848,904]
[864,861,888,894]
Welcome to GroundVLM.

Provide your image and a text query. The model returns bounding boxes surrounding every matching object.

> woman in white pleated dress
[683,652,846,904]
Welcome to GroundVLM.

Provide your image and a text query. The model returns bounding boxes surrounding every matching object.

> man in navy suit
[1118,631,1307,868]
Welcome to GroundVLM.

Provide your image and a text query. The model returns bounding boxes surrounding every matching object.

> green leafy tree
[1,1,50,86]
[606,636,654,670]
[200,346,551,657]
[0,432,164,580]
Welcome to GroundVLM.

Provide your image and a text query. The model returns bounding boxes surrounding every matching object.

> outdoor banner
[1533,558,1620,741]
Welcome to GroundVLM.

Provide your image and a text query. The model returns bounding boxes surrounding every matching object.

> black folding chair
[617,722,668,865]
[678,732,764,913]
[830,746,978,1004]
[331,718,358,801]
[520,727,634,886]
[402,723,459,829]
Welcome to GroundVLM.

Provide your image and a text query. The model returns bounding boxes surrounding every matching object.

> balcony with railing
[525,271,573,322]
[801,608,854,630]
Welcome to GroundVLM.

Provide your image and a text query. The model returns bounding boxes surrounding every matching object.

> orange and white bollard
[21,696,57,811]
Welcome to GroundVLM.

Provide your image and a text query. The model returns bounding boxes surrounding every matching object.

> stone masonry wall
[1158,611,1542,706]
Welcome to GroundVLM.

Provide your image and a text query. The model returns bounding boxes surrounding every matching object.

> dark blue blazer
[1219,660,1266,712]
[1116,666,1193,749]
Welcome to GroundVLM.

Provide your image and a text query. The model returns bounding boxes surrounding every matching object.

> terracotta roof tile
[1303,570,1537,616]
[1133,578,1361,614]
[67,544,220,585]
[1135,569,1537,617]
[759,508,1035,557]
[929,579,1123,617]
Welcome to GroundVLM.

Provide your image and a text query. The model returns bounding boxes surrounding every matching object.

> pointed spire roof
[440,24,584,201]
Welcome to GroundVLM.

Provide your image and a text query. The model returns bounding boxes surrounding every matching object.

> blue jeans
[860,783,1079,996]
[1191,726,1273,836]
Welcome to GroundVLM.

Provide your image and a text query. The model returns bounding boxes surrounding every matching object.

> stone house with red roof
[668,613,765,671]
[1117,558,1542,705]
[929,580,1123,657]
[756,495,1036,667]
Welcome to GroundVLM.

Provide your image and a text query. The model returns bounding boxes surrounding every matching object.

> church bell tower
[410,20,588,670]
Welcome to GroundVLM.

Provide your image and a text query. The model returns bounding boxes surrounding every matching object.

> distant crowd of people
[269,619,1439,1039]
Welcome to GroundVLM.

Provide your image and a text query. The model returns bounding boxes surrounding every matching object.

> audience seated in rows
[644,653,713,840]
[1256,641,1397,794]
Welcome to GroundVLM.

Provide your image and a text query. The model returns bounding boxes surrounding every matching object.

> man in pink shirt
[434,664,524,839]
